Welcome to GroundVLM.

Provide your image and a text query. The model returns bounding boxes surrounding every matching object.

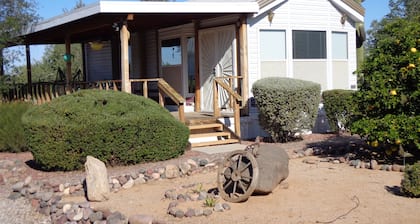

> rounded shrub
[251,77,321,142]
[22,89,189,171]
[401,162,420,198]
[322,89,356,132]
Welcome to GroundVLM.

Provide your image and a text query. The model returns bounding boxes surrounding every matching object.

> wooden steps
[187,118,239,148]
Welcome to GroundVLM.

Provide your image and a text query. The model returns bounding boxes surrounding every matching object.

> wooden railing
[2,78,185,122]
[213,76,243,138]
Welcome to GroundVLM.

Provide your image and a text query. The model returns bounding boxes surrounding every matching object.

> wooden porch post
[194,20,201,112]
[25,44,32,97]
[239,15,249,115]
[120,22,131,93]
[65,36,72,94]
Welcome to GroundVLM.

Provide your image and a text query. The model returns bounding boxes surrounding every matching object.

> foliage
[0,102,32,152]
[351,17,420,158]
[0,0,39,75]
[22,90,190,171]
[401,162,420,197]
[252,77,321,142]
[203,195,217,207]
[322,90,356,132]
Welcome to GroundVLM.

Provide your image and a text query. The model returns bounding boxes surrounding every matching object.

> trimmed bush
[22,89,189,171]
[322,89,356,132]
[0,102,32,152]
[401,162,420,198]
[251,77,321,142]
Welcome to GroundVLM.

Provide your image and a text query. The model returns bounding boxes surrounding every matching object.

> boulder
[253,145,289,194]
[85,156,110,202]
[165,164,179,179]
[128,214,154,224]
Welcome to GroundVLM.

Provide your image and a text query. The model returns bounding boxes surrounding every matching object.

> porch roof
[20,1,259,45]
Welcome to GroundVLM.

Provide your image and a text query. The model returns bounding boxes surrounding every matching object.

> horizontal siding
[85,41,113,82]
[247,0,359,95]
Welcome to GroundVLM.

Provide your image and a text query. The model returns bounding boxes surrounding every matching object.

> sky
[23,0,390,63]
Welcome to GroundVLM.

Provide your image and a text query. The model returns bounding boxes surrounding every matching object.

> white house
[18,0,364,145]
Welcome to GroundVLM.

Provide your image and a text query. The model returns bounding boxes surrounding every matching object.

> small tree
[351,17,420,158]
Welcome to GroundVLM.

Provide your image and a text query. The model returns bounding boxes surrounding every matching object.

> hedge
[252,77,321,142]
[322,89,356,133]
[22,90,190,171]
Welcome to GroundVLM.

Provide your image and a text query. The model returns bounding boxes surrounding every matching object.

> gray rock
[194,208,204,216]
[222,203,231,210]
[198,191,207,200]
[122,178,134,189]
[62,203,72,213]
[203,209,212,216]
[392,164,401,172]
[185,208,195,217]
[134,176,146,185]
[8,192,21,200]
[179,162,191,175]
[199,159,209,166]
[253,145,289,195]
[83,207,94,220]
[213,203,224,212]
[128,214,154,224]
[370,160,379,170]
[107,211,126,224]
[89,211,104,222]
[187,159,198,169]
[11,181,24,192]
[41,191,53,202]
[304,148,314,156]
[85,156,110,202]
[129,171,139,179]
[117,176,128,185]
[165,164,179,179]
[72,208,84,221]
[175,209,184,218]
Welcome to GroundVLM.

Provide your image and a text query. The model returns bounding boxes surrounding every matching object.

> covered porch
[12,1,260,146]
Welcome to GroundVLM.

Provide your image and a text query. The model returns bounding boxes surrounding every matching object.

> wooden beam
[120,23,131,93]
[239,15,249,115]
[194,20,201,112]
[65,36,72,93]
[25,44,32,96]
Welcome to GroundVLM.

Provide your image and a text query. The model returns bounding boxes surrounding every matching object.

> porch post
[120,22,131,93]
[25,43,32,96]
[65,36,72,93]
[194,20,201,112]
[239,15,249,115]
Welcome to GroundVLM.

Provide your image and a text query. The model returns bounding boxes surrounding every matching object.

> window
[332,32,348,59]
[293,30,326,59]
[260,30,286,60]
[161,38,181,66]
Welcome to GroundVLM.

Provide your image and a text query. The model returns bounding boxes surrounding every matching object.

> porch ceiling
[20,1,259,45]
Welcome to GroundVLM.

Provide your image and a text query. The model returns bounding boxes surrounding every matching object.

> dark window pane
[293,30,326,59]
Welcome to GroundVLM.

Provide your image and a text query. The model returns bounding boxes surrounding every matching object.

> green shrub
[0,102,32,152]
[351,18,420,158]
[251,77,321,142]
[401,162,420,198]
[322,89,356,132]
[22,89,189,171]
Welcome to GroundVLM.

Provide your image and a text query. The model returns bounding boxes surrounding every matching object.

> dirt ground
[2,134,420,224]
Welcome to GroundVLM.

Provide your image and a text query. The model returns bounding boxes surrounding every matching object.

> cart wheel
[217,150,259,203]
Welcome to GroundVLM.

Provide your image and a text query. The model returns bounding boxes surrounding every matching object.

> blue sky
[26,0,389,63]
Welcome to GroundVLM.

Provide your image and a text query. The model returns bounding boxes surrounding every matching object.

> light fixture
[340,13,347,25]
[89,41,104,51]
[268,10,275,24]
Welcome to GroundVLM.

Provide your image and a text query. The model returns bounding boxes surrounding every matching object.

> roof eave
[329,0,364,23]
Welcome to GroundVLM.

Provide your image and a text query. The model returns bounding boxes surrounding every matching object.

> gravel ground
[0,195,51,224]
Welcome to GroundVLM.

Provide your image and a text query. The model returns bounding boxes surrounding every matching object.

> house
[17,0,364,146]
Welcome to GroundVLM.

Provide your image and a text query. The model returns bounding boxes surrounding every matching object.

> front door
[199,25,237,112]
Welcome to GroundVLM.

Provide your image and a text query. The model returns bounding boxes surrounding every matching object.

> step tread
[191,139,239,148]
[190,131,231,138]
[188,123,223,130]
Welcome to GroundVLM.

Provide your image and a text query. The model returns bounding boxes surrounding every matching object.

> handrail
[157,78,185,122]
[213,76,243,138]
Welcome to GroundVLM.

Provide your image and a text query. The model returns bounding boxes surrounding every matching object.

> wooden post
[234,100,241,138]
[65,36,72,94]
[239,16,249,115]
[143,81,148,98]
[25,44,32,97]
[120,22,131,93]
[194,20,201,112]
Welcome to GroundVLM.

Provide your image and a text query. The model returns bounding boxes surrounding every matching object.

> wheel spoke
[241,174,252,182]
[236,155,242,170]
[223,179,233,190]
[232,180,238,194]
[240,161,251,173]
[238,180,247,192]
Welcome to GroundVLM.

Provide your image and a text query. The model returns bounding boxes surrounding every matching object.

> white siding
[247,0,359,98]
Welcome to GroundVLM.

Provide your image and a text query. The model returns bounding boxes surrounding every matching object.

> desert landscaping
[1,134,419,224]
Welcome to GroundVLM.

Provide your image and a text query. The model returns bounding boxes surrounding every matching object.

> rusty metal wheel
[217,150,259,203]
